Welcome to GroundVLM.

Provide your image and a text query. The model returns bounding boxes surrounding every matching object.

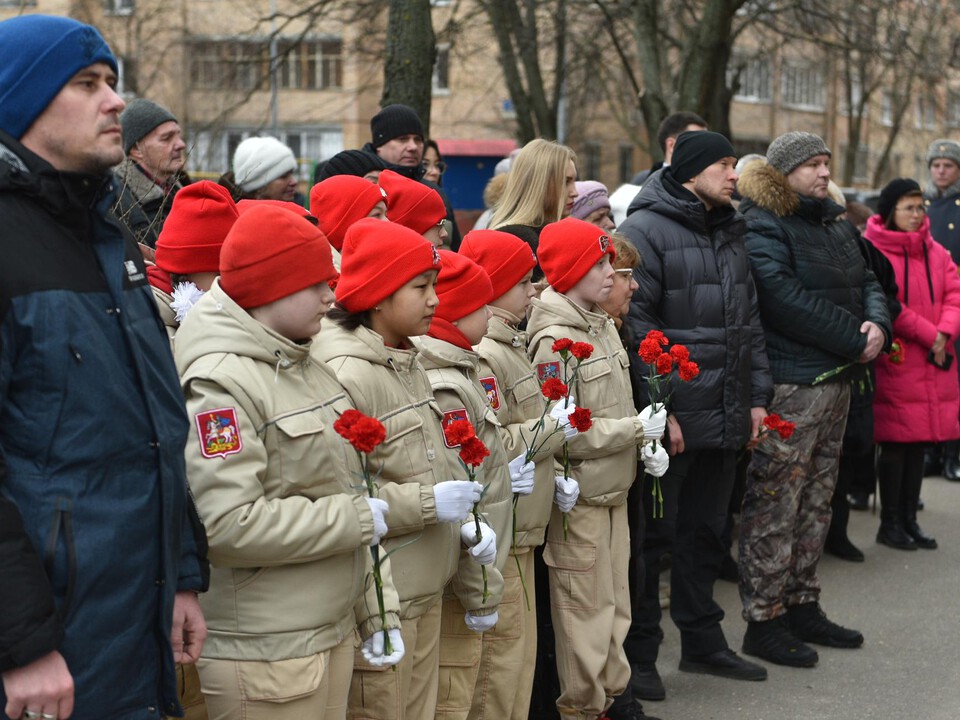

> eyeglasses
[613,268,634,277]
[895,204,926,215]
[423,161,447,175]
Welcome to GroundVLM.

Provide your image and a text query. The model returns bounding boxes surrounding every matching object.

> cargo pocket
[437,596,482,711]
[382,409,427,479]
[237,652,326,703]
[274,410,327,493]
[542,540,597,611]
[577,358,614,411]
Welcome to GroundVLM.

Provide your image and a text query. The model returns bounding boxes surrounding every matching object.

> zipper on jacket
[44,497,77,623]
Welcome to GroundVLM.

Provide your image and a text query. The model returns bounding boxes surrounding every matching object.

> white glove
[508,454,536,495]
[638,405,667,442]
[460,520,498,565]
[361,628,405,667]
[642,442,670,478]
[549,395,579,440]
[365,497,389,546]
[434,480,483,523]
[554,475,580,513]
[464,610,499,633]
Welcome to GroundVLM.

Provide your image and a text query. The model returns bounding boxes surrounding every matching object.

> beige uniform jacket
[475,308,565,549]
[314,322,460,619]
[416,334,512,614]
[151,285,178,346]
[175,280,400,661]
[526,288,645,507]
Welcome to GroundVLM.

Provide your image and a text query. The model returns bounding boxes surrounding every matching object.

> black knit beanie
[668,131,737,183]
[315,149,386,182]
[877,178,922,222]
[370,104,424,148]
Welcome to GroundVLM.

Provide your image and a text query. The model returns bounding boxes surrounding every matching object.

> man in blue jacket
[0,15,208,720]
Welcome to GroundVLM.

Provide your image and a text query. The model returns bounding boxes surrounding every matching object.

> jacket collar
[415,334,479,372]
[486,307,527,349]
[737,160,844,221]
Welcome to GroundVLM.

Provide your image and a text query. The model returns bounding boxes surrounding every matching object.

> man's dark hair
[657,112,708,152]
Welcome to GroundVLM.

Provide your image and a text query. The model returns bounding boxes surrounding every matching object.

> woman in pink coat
[864,178,960,551]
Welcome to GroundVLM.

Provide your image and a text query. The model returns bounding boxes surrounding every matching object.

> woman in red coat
[864,178,960,551]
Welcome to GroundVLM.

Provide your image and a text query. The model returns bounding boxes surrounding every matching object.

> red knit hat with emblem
[434,250,494,322]
[155,181,238,274]
[538,217,616,293]
[220,204,336,309]
[377,169,446,234]
[459,229,537,301]
[309,176,387,251]
[336,218,441,312]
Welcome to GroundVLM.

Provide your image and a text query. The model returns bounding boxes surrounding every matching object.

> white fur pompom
[171,282,205,323]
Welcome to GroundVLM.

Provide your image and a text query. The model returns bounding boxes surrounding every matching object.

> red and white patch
[441,408,469,448]
[480,376,501,411]
[599,233,611,253]
[196,407,243,459]
[537,361,561,382]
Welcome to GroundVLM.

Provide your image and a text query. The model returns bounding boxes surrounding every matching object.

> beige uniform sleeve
[184,377,374,568]
[355,549,402,639]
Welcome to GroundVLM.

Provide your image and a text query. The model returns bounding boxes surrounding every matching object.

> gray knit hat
[926,139,960,167]
[766,131,831,175]
[121,98,177,154]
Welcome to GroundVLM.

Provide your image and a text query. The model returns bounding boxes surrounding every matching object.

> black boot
[742,616,818,667]
[825,534,865,561]
[876,445,916,550]
[629,663,665,701]
[902,468,937,549]
[877,520,917,550]
[606,691,661,720]
[786,602,864,648]
[943,441,960,481]
[923,444,943,477]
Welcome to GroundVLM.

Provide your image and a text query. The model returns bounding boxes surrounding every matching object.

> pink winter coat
[864,215,960,443]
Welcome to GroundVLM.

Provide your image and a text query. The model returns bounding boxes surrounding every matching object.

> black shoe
[742,616,818,668]
[847,492,870,511]
[903,518,938,549]
[679,648,767,681]
[944,456,960,482]
[825,535,865,562]
[877,521,918,550]
[629,663,665,701]
[786,602,864,648]
[718,553,739,583]
[605,696,661,720]
[917,497,925,511]
[923,447,943,477]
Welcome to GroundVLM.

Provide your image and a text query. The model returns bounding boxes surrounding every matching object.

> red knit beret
[155,181,238,274]
[336,218,441,313]
[219,204,336,309]
[237,199,317,225]
[538,217,616,293]
[435,250,494,322]
[309,176,387,251]
[459,229,537,301]
[378,169,446,234]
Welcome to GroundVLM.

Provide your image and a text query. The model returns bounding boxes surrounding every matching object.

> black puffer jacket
[736,162,892,384]
[620,170,773,451]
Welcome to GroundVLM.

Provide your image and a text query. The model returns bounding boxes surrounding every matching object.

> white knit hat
[233,137,298,193]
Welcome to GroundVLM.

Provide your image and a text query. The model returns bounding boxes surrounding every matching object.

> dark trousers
[877,442,926,523]
[625,448,737,663]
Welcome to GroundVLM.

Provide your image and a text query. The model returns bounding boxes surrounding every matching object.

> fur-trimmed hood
[736,160,800,217]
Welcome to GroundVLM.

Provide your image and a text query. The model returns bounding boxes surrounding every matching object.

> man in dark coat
[619,131,773,700]
[735,131,891,668]
[0,15,207,720]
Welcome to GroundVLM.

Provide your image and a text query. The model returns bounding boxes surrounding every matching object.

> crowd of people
[3,13,960,720]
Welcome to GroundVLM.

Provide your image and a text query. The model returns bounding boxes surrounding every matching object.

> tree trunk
[382,0,436,135]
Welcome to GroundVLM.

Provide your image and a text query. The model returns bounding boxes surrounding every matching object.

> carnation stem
[561,442,570,540]
[364,471,393,661]
[473,503,490,604]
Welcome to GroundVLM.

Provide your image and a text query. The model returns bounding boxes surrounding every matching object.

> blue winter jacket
[0,131,208,720]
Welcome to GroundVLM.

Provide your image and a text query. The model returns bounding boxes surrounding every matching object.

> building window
[433,44,450,94]
[116,56,138,97]
[730,56,771,103]
[618,144,633,184]
[915,92,937,130]
[188,38,341,92]
[780,61,824,111]
[881,91,894,127]
[948,91,960,128]
[583,142,601,181]
[104,0,134,15]
[187,127,343,180]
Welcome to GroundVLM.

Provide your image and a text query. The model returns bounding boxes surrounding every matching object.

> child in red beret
[379,169,449,247]
[314,219,483,719]
[527,217,668,720]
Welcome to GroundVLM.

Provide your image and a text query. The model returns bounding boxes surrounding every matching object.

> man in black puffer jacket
[619,131,773,701]
[735,132,891,669]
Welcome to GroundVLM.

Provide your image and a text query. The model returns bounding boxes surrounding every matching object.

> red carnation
[776,421,796,440]
[569,407,593,432]
[444,419,476,447]
[570,342,594,361]
[552,338,574,353]
[645,330,669,346]
[541,378,569,402]
[334,409,386,453]
[459,435,490,467]
[762,414,783,431]
[639,338,662,364]
[656,353,673,375]
[670,344,690,363]
[678,360,700,381]
[334,409,363,436]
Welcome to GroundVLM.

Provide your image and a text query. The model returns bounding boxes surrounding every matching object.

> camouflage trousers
[739,382,851,622]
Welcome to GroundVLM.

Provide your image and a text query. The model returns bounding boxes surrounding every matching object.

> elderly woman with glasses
[864,178,960,551]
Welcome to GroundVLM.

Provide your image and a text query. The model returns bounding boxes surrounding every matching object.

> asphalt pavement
[645,475,960,720]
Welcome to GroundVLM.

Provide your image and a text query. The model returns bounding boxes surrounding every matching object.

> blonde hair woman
[490,139,578,230]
